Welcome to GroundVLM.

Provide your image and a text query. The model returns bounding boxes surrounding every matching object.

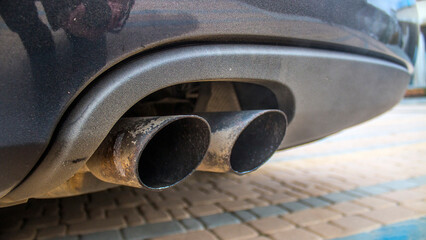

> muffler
[197,110,287,174]
[86,116,210,190]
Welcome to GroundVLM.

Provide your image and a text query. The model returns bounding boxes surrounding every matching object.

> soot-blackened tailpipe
[86,116,211,190]
[197,110,287,175]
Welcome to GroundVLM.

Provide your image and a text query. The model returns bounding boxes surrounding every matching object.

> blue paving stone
[412,175,426,185]
[199,213,240,229]
[300,197,331,207]
[379,179,420,190]
[233,210,257,222]
[319,192,358,203]
[122,221,185,240]
[180,218,204,231]
[280,201,310,212]
[333,233,372,240]
[81,230,123,240]
[249,206,288,218]
[354,185,391,196]
[334,217,426,240]
[344,189,371,198]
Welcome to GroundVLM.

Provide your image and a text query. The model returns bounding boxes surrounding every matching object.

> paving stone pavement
[0,102,426,240]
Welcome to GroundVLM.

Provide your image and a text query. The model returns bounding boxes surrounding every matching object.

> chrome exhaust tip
[197,110,287,174]
[87,115,211,190]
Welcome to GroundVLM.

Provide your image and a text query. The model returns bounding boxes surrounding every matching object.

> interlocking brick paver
[248,217,294,234]
[403,200,426,213]
[108,207,145,226]
[250,206,287,218]
[213,223,259,240]
[86,198,116,210]
[412,175,426,185]
[248,198,270,207]
[0,229,36,240]
[353,196,396,209]
[284,208,341,227]
[24,215,60,229]
[354,185,391,196]
[186,193,233,206]
[270,228,321,240]
[361,206,421,224]
[117,194,148,208]
[51,236,78,240]
[155,199,188,210]
[188,204,224,217]
[169,208,191,220]
[300,197,331,207]
[246,237,272,240]
[88,208,105,220]
[220,200,255,212]
[307,222,344,239]
[68,217,126,235]
[140,206,172,223]
[345,190,370,198]
[0,218,22,232]
[2,103,426,240]
[200,213,241,229]
[320,192,358,203]
[37,225,66,240]
[379,179,420,190]
[331,216,381,235]
[122,221,185,240]
[181,218,204,231]
[152,230,218,240]
[62,207,87,224]
[380,189,425,203]
[328,202,369,215]
[280,201,310,212]
[80,230,123,240]
[261,193,297,204]
[233,210,257,222]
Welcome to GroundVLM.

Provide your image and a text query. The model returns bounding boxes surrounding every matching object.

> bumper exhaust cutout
[87,116,211,190]
[197,110,287,175]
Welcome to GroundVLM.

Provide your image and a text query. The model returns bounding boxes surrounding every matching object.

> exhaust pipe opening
[87,116,210,190]
[197,110,287,174]
[230,111,287,174]
[138,118,210,189]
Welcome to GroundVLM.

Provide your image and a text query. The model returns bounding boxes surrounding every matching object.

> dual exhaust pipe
[87,110,287,190]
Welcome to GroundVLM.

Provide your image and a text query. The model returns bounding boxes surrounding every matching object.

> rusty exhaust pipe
[86,116,210,190]
[197,110,287,174]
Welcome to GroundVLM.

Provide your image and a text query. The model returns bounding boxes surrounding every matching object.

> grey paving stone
[344,190,370,198]
[180,218,204,231]
[81,230,123,240]
[68,217,126,235]
[300,197,331,207]
[280,201,310,212]
[355,185,391,195]
[412,175,426,185]
[249,206,288,218]
[122,221,185,240]
[199,213,241,229]
[379,180,420,190]
[233,210,258,222]
[319,192,358,203]
[51,236,79,240]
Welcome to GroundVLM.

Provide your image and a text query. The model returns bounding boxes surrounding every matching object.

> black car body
[0,0,420,206]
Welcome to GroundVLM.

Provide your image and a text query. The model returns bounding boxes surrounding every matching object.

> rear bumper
[0,0,417,200]
[0,44,409,205]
